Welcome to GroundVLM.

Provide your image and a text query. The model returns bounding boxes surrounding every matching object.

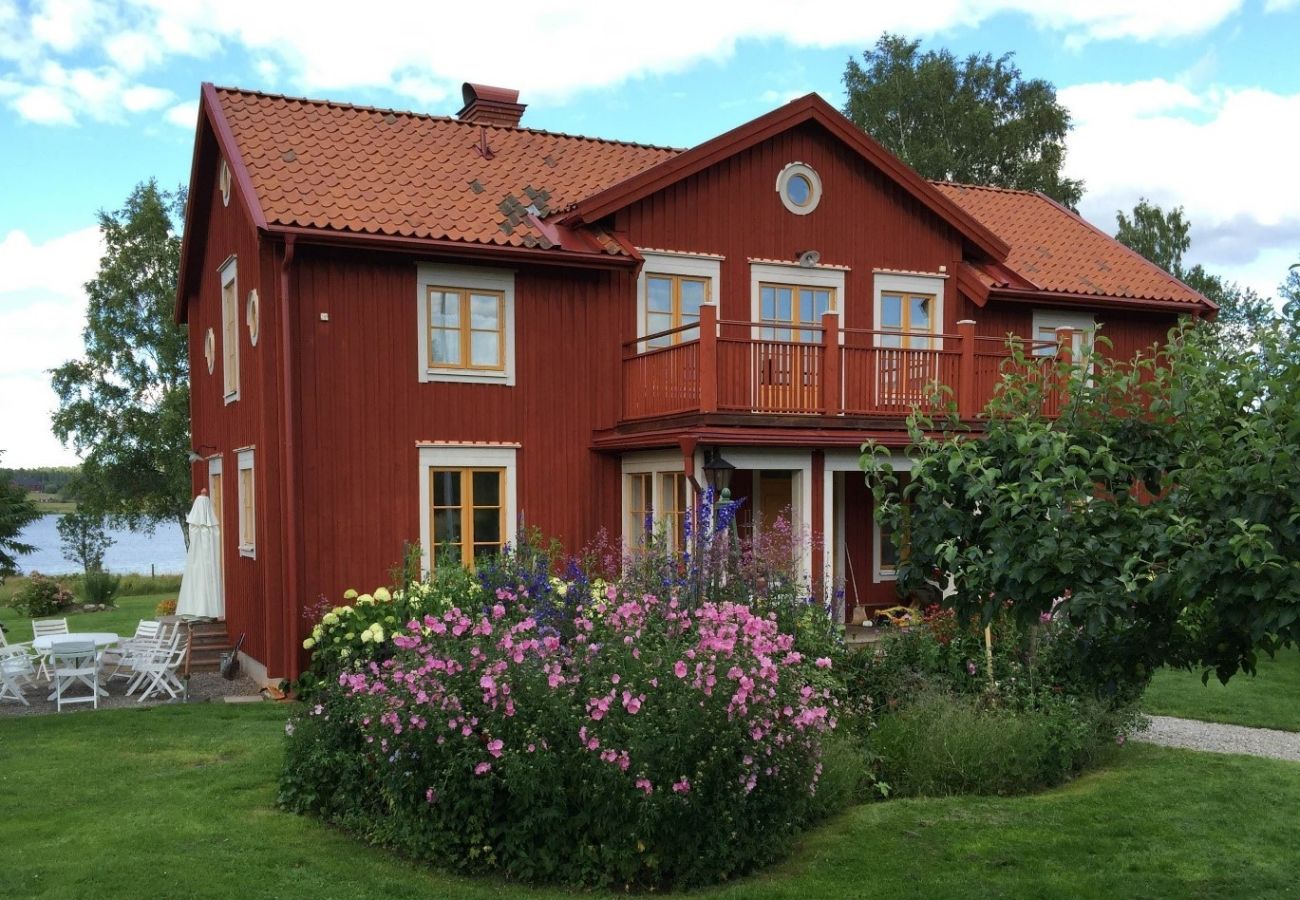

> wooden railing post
[1055,326,1074,366]
[699,303,718,414]
[957,319,976,418]
[821,310,840,416]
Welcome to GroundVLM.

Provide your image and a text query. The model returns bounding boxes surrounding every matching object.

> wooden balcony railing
[619,304,1070,422]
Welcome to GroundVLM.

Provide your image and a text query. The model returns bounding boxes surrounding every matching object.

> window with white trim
[220,258,239,402]
[1031,310,1096,359]
[749,262,846,335]
[416,264,515,385]
[776,162,822,215]
[418,445,518,573]
[637,252,721,348]
[873,475,910,582]
[621,453,691,553]
[236,448,255,558]
[872,272,945,349]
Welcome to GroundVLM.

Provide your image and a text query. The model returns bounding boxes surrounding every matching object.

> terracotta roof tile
[932,182,1207,305]
[214,87,679,250]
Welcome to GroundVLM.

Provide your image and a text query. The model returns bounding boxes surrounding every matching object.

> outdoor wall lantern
[702,447,736,503]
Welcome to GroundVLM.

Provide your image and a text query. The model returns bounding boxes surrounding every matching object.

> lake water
[15,514,187,575]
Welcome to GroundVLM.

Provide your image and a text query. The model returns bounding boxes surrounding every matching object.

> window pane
[798,289,812,324]
[472,470,500,506]
[647,276,672,313]
[680,279,706,317]
[761,285,775,320]
[434,508,462,545]
[430,292,460,326]
[472,508,501,544]
[786,174,811,206]
[432,470,461,506]
[469,294,500,330]
[880,332,902,348]
[473,544,499,564]
[814,290,832,317]
[910,295,932,331]
[776,287,792,322]
[880,295,902,328]
[470,331,500,367]
[646,312,672,335]
[430,329,461,365]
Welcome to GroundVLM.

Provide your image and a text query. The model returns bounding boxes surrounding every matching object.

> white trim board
[417,444,519,574]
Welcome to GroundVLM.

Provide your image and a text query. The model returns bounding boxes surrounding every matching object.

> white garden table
[33,633,120,699]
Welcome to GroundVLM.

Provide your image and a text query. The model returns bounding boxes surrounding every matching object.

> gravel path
[1135,715,1300,762]
[0,671,263,718]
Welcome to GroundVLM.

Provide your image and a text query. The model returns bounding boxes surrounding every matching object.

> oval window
[219,159,231,207]
[246,289,260,346]
[204,328,216,373]
[776,163,821,215]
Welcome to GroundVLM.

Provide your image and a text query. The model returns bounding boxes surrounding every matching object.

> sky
[2,0,1300,467]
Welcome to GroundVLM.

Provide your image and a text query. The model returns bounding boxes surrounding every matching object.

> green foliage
[0,455,41,581]
[50,179,190,544]
[865,309,1300,685]
[842,33,1083,207]
[870,688,1119,797]
[82,569,122,607]
[8,573,77,617]
[56,511,114,575]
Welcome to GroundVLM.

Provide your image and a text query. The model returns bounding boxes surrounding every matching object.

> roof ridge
[211,84,685,154]
[930,179,1045,198]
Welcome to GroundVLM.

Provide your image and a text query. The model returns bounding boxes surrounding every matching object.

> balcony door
[876,291,938,408]
[756,283,832,412]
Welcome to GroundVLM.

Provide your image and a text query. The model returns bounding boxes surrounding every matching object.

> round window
[219,159,231,207]
[776,163,821,215]
[204,327,216,374]
[246,289,260,346]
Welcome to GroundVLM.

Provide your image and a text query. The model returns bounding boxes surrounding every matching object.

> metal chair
[49,640,99,712]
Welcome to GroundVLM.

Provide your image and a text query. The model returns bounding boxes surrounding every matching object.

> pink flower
[610,673,621,684]
[673,660,688,679]
[966,660,978,676]
[474,762,492,776]
[425,787,438,803]
[487,739,504,758]
[814,657,832,669]
[635,777,653,795]
[672,777,691,794]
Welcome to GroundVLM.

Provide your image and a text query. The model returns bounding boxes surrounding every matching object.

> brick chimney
[456,83,526,128]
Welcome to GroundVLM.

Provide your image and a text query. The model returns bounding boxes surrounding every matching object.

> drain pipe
[278,235,300,683]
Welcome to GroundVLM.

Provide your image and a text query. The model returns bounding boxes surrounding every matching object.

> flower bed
[282,581,850,889]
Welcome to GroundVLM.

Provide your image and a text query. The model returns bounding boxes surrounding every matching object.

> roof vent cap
[457,83,526,128]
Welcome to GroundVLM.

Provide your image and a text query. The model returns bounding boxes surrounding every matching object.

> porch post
[957,319,976,418]
[820,310,840,416]
[699,302,718,414]
[811,449,825,601]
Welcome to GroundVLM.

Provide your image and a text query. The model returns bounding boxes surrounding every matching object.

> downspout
[278,235,300,682]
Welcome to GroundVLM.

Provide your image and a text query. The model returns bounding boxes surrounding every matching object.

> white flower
[357,593,375,606]
[373,587,392,603]
[322,613,340,626]
[302,637,316,649]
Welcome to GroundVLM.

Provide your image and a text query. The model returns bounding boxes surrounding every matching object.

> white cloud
[1061,80,1300,297]
[121,83,172,111]
[1264,0,1300,11]
[164,99,197,128]
[0,225,102,467]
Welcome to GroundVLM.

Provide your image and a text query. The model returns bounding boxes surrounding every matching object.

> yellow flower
[322,613,340,626]
[311,625,323,639]
[370,623,385,643]
[357,593,375,606]
[360,630,372,644]
[340,648,350,658]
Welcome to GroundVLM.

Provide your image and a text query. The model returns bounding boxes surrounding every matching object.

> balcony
[620,304,1066,424]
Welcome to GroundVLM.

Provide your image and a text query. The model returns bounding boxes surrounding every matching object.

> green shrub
[8,573,77,617]
[116,573,183,597]
[82,569,121,606]
[870,689,1124,797]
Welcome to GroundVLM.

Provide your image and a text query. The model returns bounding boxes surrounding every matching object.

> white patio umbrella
[176,492,223,619]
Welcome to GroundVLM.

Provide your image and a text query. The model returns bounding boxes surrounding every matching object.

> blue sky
[3,0,1300,466]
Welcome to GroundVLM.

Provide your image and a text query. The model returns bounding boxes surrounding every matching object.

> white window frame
[775,162,823,215]
[416,263,516,385]
[872,271,947,350]
[417,444,518,574]
[636,251,722,350]
[620,450,693,551]
[220,257,240,403]
[236,447,255,558]
[1031,309,1096,358]
[749,261,847,340]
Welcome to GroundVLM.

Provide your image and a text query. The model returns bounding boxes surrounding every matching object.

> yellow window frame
[644,273,708,346]
[426,286,506,371]
[429,467,506,571]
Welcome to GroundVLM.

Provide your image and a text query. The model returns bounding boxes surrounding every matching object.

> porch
[620,304,1068,423]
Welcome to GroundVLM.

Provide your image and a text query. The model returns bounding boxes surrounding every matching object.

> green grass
[25,490,76,513]
[1144,648,1300,733]
[1,704,1297,899]
[0,592,169,643]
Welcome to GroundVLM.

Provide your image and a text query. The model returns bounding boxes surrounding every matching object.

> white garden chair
[131,631,189,703]
[105,621,163,681]
[49,640,99,712]
[31,618,69,679]
[0,645,36,706]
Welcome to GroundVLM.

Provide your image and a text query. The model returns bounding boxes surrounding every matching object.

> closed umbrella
[177,492,223,619]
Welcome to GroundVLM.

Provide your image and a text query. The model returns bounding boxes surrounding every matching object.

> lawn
[0,592,168,644]
[1,704,1297,899]
[1144,647,1300,733]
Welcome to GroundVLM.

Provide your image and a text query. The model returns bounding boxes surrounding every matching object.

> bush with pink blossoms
[280,585,855,889]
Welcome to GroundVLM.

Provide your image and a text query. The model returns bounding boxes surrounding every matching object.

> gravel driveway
[1135,715,1300,762]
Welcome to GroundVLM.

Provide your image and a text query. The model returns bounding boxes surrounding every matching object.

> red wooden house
[177,82,1213,683]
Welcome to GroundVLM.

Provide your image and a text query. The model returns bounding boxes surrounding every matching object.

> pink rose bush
[281,584,844,889]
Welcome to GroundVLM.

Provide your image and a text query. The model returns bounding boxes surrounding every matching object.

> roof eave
[989,287,1216,316]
